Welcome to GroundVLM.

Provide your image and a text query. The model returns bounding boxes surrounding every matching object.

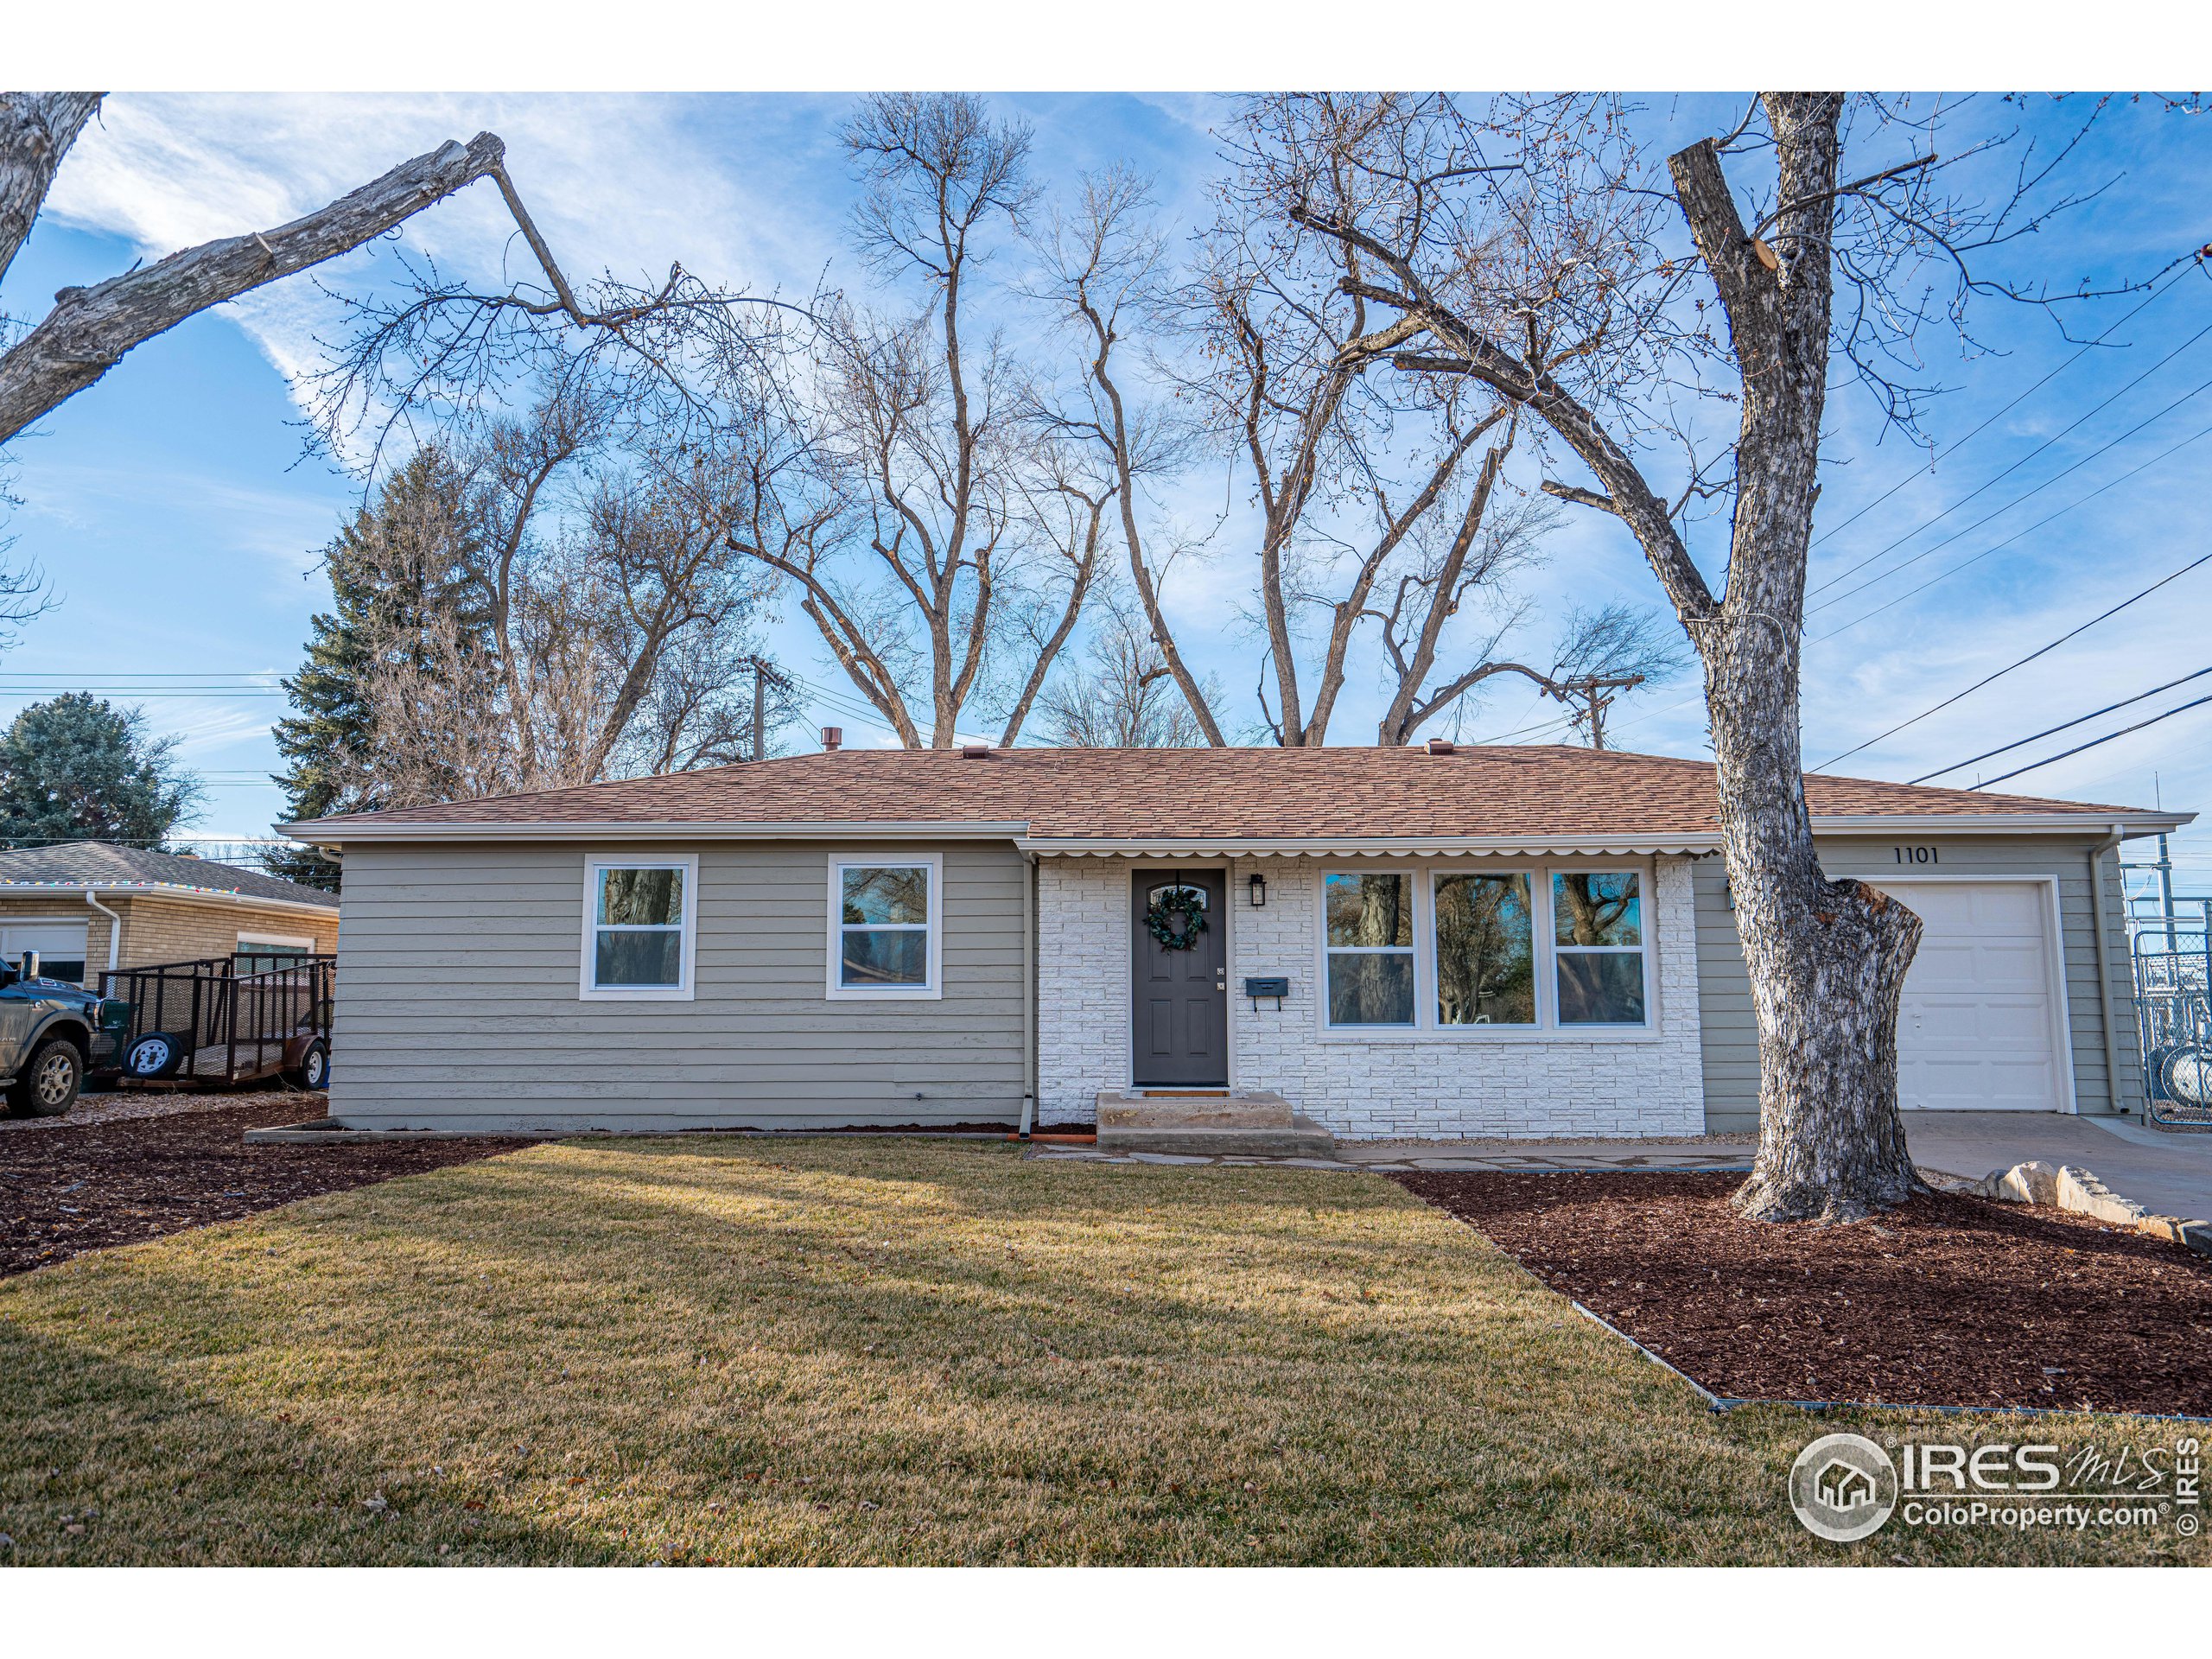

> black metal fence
[99,953,334,1084]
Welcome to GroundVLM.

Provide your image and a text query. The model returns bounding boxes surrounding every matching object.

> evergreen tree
[267,448,490,890]
[0,693,203,850]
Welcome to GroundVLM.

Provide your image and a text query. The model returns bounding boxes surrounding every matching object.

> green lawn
[0,1138,2200,1565]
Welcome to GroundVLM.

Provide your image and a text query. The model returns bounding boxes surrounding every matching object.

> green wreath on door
[1145,885,1210,950]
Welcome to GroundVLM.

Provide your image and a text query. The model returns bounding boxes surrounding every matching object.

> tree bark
[1669,103,1925,1221]
[0,129,506,445]
[0,92,102,289]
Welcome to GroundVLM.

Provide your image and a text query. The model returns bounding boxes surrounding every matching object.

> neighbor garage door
[1873,880,2063,1112]
[0,921,90,987]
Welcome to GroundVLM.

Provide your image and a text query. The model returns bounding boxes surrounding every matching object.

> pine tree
[0,693,203,850]
[267,448,490,890]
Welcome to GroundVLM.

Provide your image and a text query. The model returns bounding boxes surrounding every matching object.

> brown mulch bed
[1,1100,514,1279]
[1392,1170,2212,1419]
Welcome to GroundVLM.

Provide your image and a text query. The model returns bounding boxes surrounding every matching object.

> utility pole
[752,659,766,765]
[2159,831,2179,952]
[1550,671,1645,751]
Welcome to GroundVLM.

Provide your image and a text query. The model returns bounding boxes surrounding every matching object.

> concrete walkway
[1901,1110,2212,1223]
[1027,1134,1753,1177]
[1028,1114,2212,1224]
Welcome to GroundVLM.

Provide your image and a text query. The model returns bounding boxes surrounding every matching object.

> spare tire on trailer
[124,1031,185,1081]
[284,1037,329,1092]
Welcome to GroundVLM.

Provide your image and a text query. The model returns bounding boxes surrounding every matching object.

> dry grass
[0,1138,2200,1565]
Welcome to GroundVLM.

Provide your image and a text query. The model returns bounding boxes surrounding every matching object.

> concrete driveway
[1904,1111,2212,1223]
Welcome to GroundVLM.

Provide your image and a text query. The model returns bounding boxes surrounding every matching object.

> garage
[0,921,90,987]
[1875,879,2069,1113]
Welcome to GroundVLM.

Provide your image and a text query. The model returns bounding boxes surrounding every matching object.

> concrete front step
[1094,1090,1335,1157]
[1096,1089,1295,1131]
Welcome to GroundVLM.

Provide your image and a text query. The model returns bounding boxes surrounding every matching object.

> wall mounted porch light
[1248,873,1267,907]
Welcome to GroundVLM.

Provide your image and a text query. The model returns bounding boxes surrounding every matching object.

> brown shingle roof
[290,746,2171,844]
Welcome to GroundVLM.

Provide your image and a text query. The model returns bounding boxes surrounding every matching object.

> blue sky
[3,92,2209,895]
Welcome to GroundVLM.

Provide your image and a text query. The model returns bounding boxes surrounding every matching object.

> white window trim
[580,853,699,1001]
[1320,866,1421,1030]
[826,851,944,1001]
[238,931,315,951]
[1311,858,1657,1042]
[1548,868,1655,1029]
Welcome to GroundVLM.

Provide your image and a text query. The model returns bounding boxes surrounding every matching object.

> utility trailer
[100,951,334,1090]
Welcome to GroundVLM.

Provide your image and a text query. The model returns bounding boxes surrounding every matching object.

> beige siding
[330,840,1027,1130]
[0,892,336,987]
[1694,835,2140,1132]
[113,894,338,969]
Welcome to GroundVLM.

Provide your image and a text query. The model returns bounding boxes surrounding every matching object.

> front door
[1131,869,1228,1087]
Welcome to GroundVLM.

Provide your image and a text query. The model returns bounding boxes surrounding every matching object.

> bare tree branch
[0,129,511,445]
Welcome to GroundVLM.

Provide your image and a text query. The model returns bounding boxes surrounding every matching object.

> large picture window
[581,855,696,999]
[1313,861,1655,1035]
[1324,871,1415,1026]
[1552,870,1648,1025]
[1433,871,1535,1026]
[828,855,942,999]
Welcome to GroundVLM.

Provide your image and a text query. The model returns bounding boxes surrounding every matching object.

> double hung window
[1551,871,1646,1025]
[1323,872,1416,1026]
[582,856,696,998]
[829,855,942,998]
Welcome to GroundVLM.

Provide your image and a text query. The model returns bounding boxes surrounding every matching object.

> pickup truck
[0,950,120,1117]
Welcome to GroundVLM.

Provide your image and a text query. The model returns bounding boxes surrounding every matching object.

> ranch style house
[289,743,2188,1140]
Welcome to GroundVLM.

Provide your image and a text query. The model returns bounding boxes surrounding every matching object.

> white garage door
[1875,880,2063,1112]
[0,921,90,986]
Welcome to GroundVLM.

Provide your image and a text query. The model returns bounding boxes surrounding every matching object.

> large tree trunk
[1706,613,1925,1222]
[1669,99,1927,1222]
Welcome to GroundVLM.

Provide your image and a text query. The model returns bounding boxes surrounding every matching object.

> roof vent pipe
[1425,738,1456,755]
[961,744,992,759]
[821,726,842,752]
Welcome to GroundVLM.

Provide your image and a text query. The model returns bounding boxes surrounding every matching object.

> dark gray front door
[1131,869,1228,1087]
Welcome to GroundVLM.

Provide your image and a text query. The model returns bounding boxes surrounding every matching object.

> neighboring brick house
[289,745,2187,1140]
[0,842,339,988]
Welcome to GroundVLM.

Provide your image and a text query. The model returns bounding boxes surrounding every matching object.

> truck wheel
[10,1038,82,1117]
[124,1031,184,1080]
[286,1039,330,1091]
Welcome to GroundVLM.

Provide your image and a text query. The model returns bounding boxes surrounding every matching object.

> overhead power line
[1972,690,2212,791]
[1811,414,2212,640]
[1911,664,2212,783]
[1809,260,2196,552]
[1810,315,2212,600]
[1808,373,2212,618]
[1815,544,2212,772]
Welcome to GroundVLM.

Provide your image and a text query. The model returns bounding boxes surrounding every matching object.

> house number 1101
[1892,845,1939,864]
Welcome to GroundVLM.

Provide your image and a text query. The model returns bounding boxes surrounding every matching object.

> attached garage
[1695,822,2176,1131]
[1872,879,2070,1113]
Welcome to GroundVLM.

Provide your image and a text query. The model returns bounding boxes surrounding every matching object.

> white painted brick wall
[1036,857,1134,1123]
[1036,854,1705,1138]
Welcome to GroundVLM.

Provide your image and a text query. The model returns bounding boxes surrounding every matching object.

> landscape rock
[2055,1165,2150,1228]
[1980,1160,2061,1205]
